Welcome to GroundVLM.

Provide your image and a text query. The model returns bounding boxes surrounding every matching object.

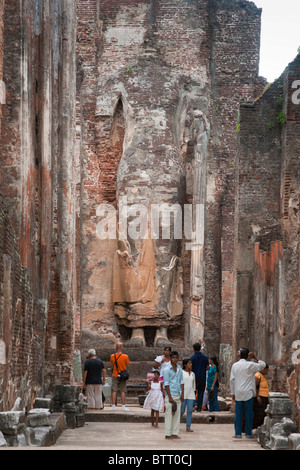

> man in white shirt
[230,348,266,439]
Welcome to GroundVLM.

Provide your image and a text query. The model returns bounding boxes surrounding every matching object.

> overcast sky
[251,0,300,82]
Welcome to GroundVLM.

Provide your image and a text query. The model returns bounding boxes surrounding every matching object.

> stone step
[85,405,235,424]
[91,347,192,363]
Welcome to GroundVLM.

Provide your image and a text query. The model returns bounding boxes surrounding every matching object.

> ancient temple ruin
[0,0,299,430]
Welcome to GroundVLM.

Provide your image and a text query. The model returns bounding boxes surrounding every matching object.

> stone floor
[50,421,264,451]
[2,405,265,451]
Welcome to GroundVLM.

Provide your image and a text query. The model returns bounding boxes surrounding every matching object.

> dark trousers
[235,398,254,437]
[195,379,206,411]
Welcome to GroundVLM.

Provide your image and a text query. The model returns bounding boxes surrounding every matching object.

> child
[143,369,165,427]
[181,358,196,432]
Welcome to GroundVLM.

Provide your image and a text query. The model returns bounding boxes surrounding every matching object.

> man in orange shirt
[110,343,130,411]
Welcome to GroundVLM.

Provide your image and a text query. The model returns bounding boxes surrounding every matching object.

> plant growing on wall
[277,111,287,125]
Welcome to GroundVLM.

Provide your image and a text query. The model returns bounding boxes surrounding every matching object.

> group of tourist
[144,344,220,439]
[82,342,269,440]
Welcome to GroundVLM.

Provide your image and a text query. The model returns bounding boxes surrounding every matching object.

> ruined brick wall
[4,0,293,410]
[234,76,284,351]
[206,0,262,350]
[235,54,300,428]
[0,0,4,133]
[0,0,78,406]
[281,55,300,427]
[0,203,41,411]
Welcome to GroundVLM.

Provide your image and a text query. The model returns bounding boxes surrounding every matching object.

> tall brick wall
[281,55,300,427]
[0,202,42,411]
[0,0,78,406]
[235,76,284,350]
[0,0,4,134]
[206,0,262,350]
[235,54,300,427]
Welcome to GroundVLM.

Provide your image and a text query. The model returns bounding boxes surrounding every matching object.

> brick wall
[235,75,283,350]
[0,203,41,411]
[235,54,300,427]
[207,0,263,349]
[0,0,4,134]
[281,55,300,427]
[0,0,78,404]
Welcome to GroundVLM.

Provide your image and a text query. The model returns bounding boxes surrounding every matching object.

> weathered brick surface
[0,0,262,393]
[235,54,300,428]
[0,0,299,430]
[0,0,4,133]
[0,204,42,411]
[0,0,78,406]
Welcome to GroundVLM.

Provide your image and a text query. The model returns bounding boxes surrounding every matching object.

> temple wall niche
[77,0,262,353]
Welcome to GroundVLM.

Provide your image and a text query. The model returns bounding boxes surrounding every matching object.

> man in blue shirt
[163,351,184,439]
[191,342,209,412]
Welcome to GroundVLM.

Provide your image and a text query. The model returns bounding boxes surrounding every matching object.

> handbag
[114,353,129,381]
[208,389,214,401]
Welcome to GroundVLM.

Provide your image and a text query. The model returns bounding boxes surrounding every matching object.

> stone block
[31,427,53,447]
[26,409,51,428]
[218,397,229,411]
[269,434,289,450]
[282,418,297,436]
[53,385,80,403]
[34,397,53,411]
[4,427,34,447]
[78,394,88,414]
[0,411,25,436]
[62,401,78,413]
[23,427,36,446]
[64,412,77,429]
[274,417,297,436]
[76,414,86,428]
[266,392,293,418]
[0,431,7,447]
[49,413,66,444]
[288,433,300,450]
[257,424,269,448]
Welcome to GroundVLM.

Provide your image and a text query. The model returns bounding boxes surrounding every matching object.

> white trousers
[86,384,103,409]
[165,395,181,437]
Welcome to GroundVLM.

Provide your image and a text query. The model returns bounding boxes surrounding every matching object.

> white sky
[251,0,300,82]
